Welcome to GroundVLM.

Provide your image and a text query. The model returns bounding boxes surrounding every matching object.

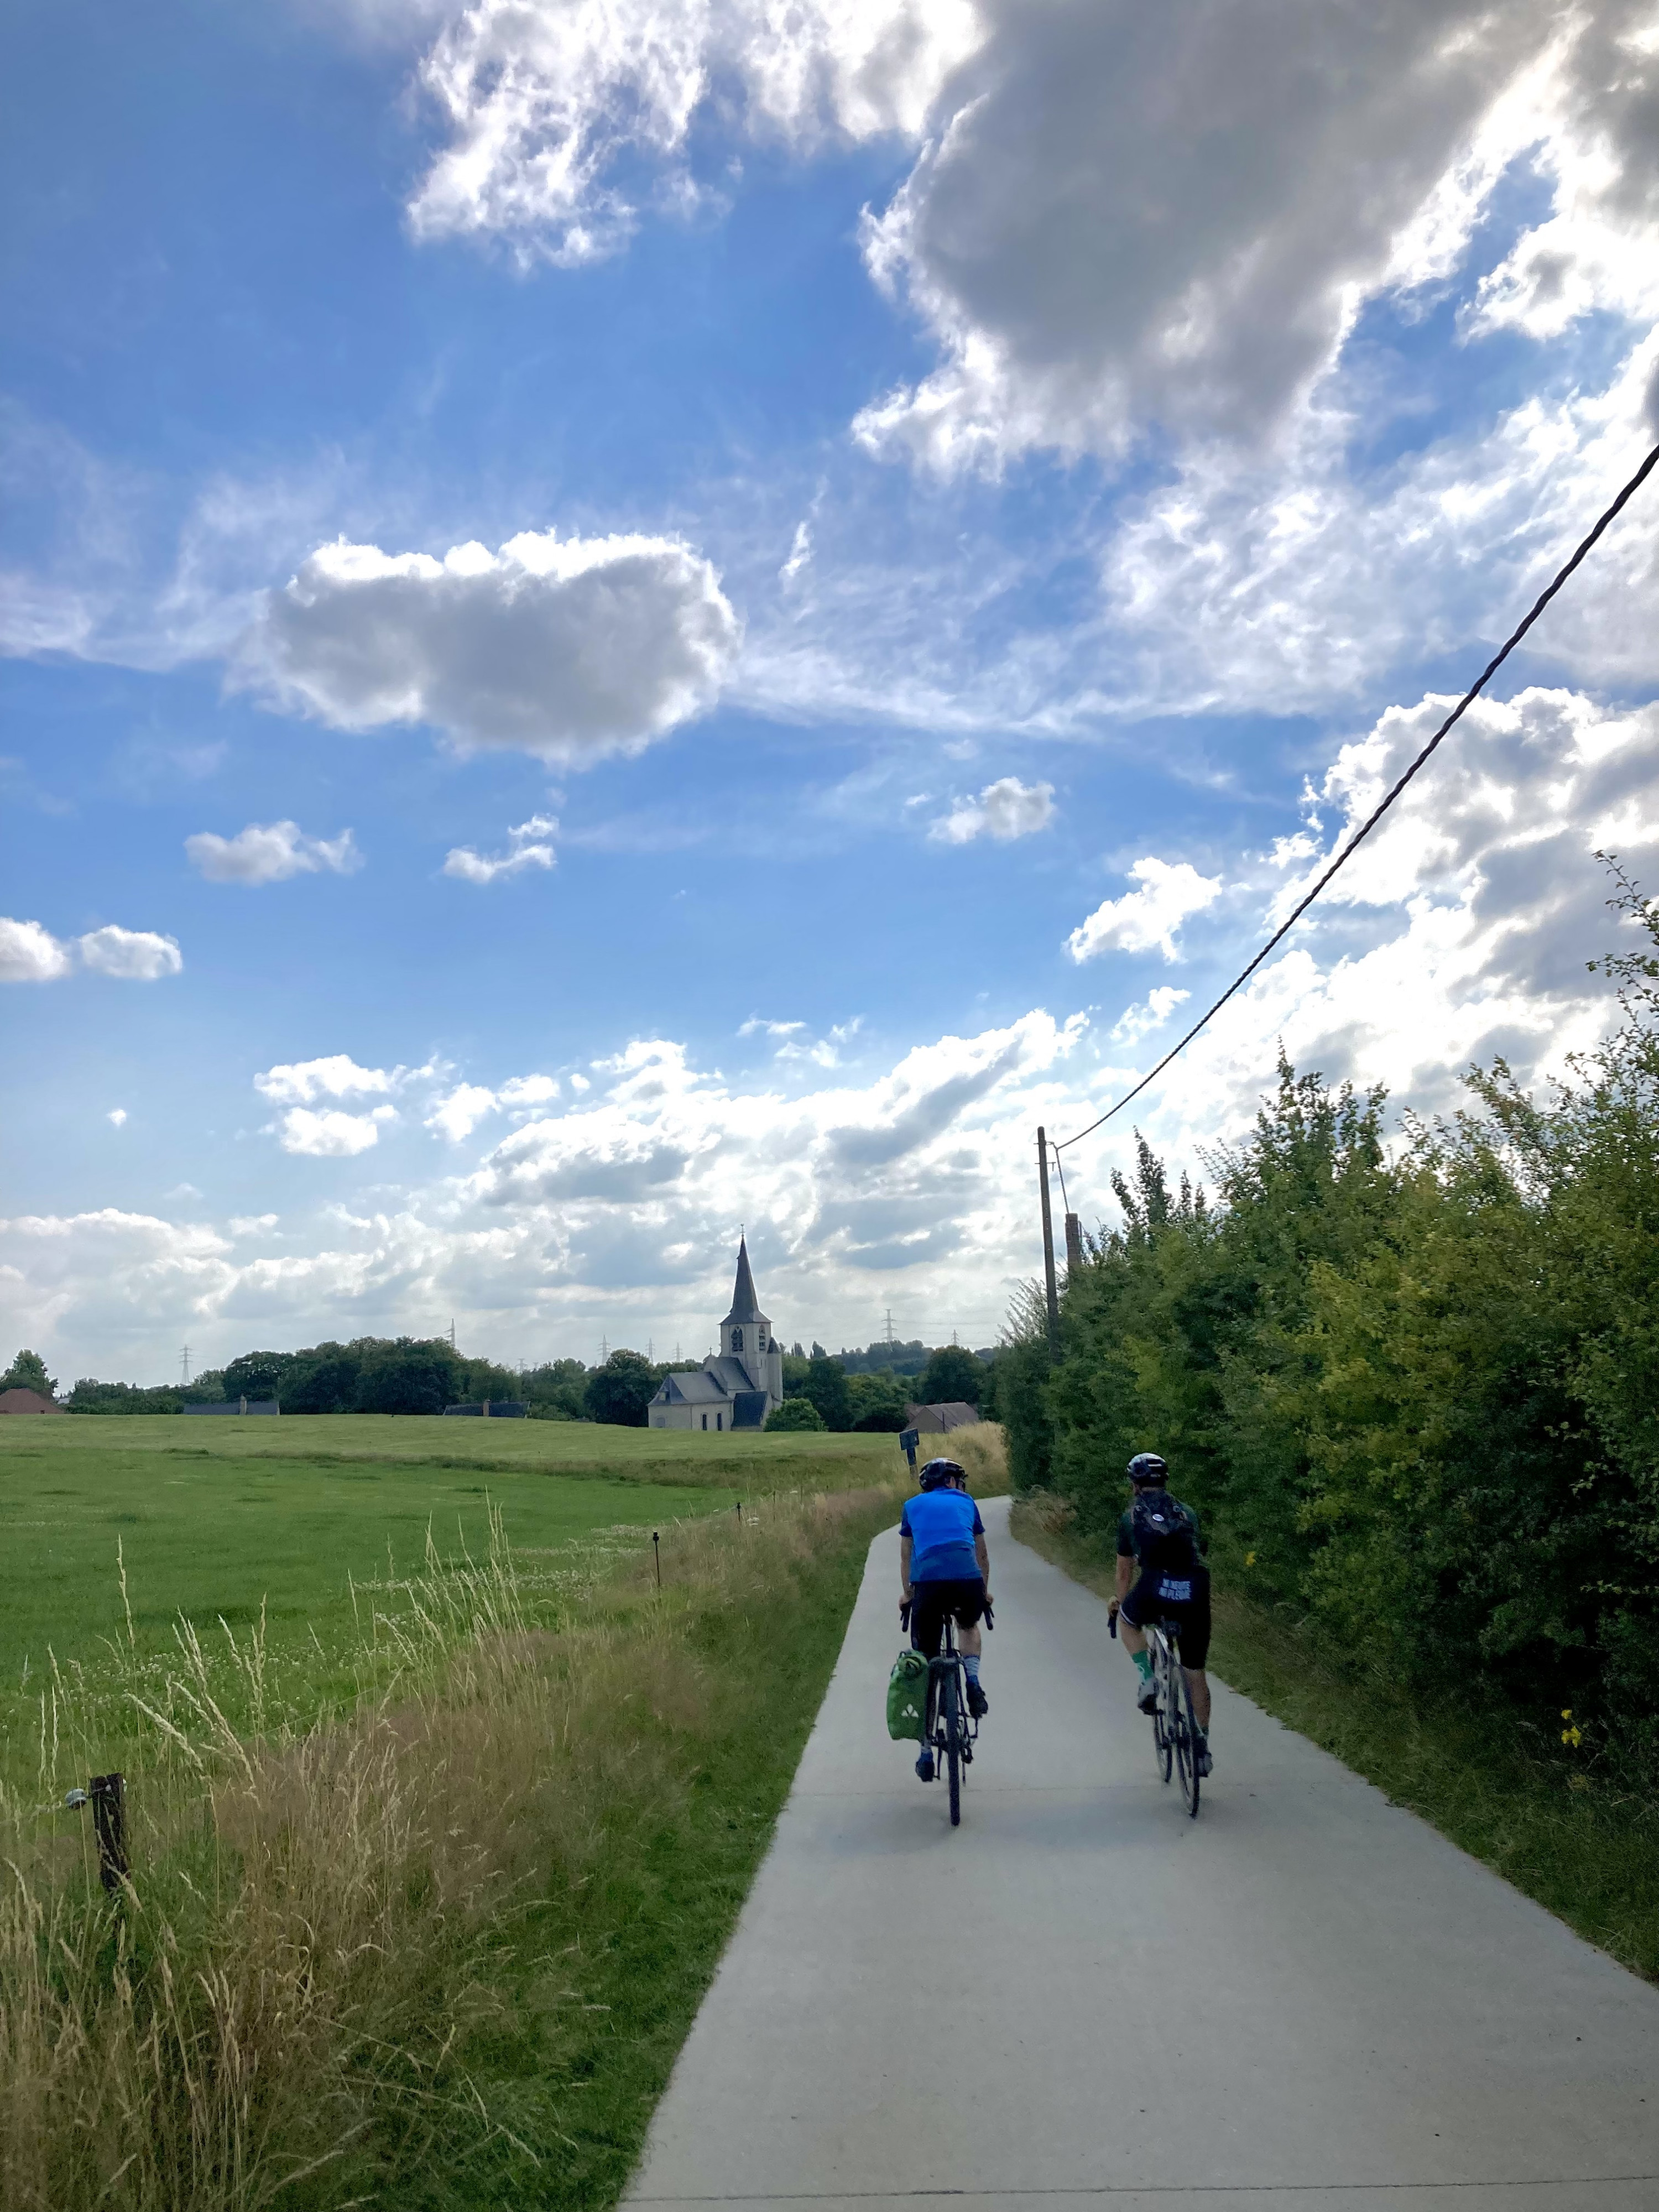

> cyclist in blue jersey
[900,1458,992,1766]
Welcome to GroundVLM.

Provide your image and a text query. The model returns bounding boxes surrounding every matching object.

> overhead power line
[1052,434,1659,1157]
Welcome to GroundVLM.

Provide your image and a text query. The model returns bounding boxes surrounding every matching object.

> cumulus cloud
[406,0,982,264]
[930,775,1055,845]
[275,1105,398,1158]
[1110,987,1191,1047]
[245,529,740,762]
[1,920,184,983]
[1067,859,1222,965]
[253,1055,399,1106]
[854,1,1659,471]
[426,1083,500,1142]
[443,813,557,884]
[107,1107,128,1128]
[186,820,362,885]
[0,917,75,983]
[77,927,184,980]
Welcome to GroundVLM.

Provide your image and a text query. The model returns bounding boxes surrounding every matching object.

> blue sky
[4,0,1658,1381]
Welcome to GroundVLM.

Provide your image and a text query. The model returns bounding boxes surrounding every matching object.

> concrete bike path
[624,1498,1659,2212]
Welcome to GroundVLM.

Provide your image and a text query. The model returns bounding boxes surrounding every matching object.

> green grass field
[0,1416,896,1770]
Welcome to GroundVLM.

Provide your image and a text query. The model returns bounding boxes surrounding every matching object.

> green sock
[1133,1650,1153,1683]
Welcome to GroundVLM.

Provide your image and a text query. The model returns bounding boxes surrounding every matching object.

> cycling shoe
[1136,1681,1159,1716]
[966,1680,989,1719]
[915,1750,935,1782]
[1195,1743,1214,1778]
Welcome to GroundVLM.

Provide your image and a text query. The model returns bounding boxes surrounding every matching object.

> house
[183,1397,280,1416]
[905,1400,980,1434]
[0,1387,61,1416]
[649,1238,784,1432]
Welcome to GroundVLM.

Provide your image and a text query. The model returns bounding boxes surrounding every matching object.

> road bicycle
[901,1598,992,1827]
[1146,1618,1202,1818]
[1112,1603,1202,1818]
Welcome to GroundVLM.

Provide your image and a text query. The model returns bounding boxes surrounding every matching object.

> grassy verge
[1009,1494,1659,1982]
[2,1482,902,2211]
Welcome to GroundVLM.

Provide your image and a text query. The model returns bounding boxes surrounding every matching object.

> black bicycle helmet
[1126,1451,1168,1485]
[919,1457,966,1490]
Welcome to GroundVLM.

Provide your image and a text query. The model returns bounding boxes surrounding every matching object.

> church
[647,1237,785,1431]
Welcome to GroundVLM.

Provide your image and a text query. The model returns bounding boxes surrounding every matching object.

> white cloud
[853,1,1658,473]
[406,0,983,265]
[274,1105,398,1158]
[1067,859,1222,965]
[740,1016,806,1038]
[426,1083,500,1143]
[245,529,740,762]
[186,820,362,885]
[443,813,557,884]
[498,1073,559,1109]
[780,521,813,585]
[930,775,1055,845]
[1110,988,1191,1047]
[107,1107,128,1128]
[1,920,183,984]
[77,926,184,980]
[253,1055,399,1106]
[0,918,74,983]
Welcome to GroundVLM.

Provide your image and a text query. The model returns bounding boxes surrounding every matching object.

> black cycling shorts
[1120,1565,1211,1670]
[910,1577,987,1656]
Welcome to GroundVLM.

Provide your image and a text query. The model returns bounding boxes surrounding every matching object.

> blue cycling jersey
[900,1489,985,1583]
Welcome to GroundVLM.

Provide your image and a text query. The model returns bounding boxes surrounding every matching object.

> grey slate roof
[655,1370,731,1405]
[722,1237,766,1326]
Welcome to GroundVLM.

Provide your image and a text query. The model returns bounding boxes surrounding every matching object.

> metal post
[653,1531,661,1588]
[90,1772,128,1891]
[1037,1126,1061,1360]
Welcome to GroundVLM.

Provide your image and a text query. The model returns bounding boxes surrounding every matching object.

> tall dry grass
[938,1421,1008,1494]
[1,1486,900,2212]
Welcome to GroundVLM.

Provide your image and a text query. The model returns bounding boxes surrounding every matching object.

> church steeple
[723,1235,763,1325]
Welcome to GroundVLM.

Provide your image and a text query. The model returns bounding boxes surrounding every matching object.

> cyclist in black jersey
[1108,1451,1214,1777]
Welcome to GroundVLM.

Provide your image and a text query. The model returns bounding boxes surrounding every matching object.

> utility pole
[601,1334,609,1364]
[449,1318,456,1349]
[1065,1212,1084,1274]
[179,1344,190,1386]
[1036,1126,1061,1360]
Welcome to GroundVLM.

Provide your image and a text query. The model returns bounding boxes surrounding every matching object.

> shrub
[766,1396,826,1432]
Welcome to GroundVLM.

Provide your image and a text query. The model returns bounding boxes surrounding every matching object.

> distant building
[183,1397,280,1416]
[905,1400,980,1434]
[649,1237,784,1432]
[443,1401,526,1418]
[0,1387,61,1416]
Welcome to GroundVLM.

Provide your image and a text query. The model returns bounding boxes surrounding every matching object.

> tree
[585,1349,659,1427]
[917,1344,983,1408]
[765,1396,826,1431]
[847,1371,909,1432]
[2,1349,56,1398]
[222,1350,293,1402]
[353,1338,463,1416]
[281,1342,363,1414]
[524,1357,588,1421]
[800,1354,851,1432]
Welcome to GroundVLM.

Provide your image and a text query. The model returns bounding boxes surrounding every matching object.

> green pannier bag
[886,1647,930,1741]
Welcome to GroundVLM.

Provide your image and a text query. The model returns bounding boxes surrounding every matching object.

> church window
[731,1330,742,1353]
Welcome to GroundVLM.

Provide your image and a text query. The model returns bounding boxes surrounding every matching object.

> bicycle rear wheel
[1152,1643,1173,1784]
[1173,1666,1201,1818]
[943,1667,962,1826]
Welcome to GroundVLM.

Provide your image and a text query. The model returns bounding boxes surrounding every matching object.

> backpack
[1130,1488,1199,1574]
[886,1648,930,1740]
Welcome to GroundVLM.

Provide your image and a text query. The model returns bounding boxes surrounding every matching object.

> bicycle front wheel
[943,1667,962,1826]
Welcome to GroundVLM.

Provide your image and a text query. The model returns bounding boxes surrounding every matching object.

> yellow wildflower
[1560,1725,1582,1749]
[1244,1551,1256,1567]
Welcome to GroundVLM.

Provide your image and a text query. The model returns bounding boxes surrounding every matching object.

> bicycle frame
[922,1611,979,1827]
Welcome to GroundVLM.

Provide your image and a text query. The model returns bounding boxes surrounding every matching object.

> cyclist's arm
[974,1530,990,1600]
[1113,1552,1133,1608]
[900,1532,914,1600]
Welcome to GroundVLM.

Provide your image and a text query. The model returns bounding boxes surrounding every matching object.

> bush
[1029,866,1659,1783]
[766,1397,826,1431]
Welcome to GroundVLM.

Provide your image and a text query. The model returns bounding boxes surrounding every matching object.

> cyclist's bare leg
[958,1620,982,1660]
[1183,1668,1211,1730]
[1118,1618,1147,1658]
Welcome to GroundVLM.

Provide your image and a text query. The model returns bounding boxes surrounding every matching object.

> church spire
[723,1235,763,1324]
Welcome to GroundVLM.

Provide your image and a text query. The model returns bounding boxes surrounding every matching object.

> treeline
[1000,869,1659,1779]
[53,1335,998,1431]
